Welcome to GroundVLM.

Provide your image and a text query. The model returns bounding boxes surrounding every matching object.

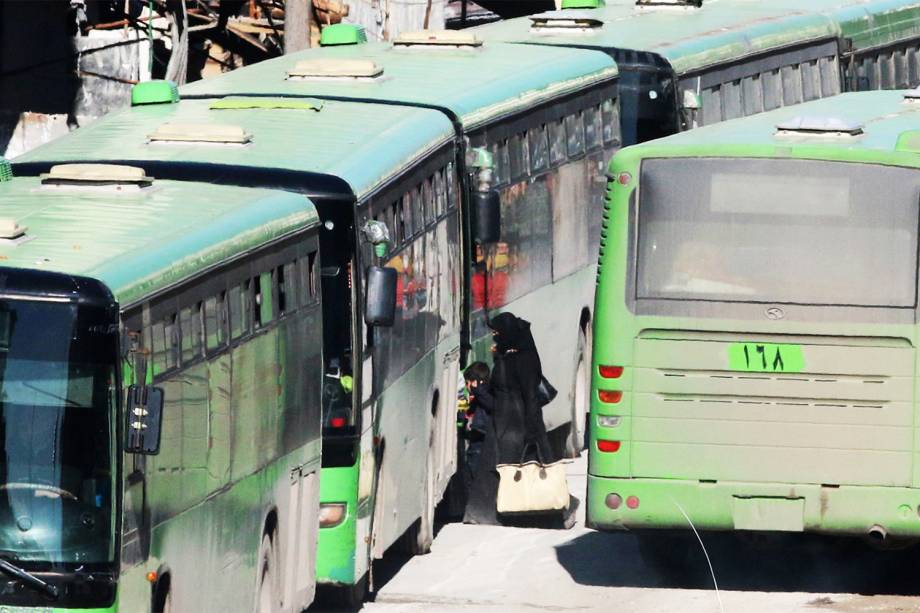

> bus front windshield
[0,299,117,568]
[636,158,920,308]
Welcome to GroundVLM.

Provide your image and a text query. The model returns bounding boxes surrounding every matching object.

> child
[463,362,493,506]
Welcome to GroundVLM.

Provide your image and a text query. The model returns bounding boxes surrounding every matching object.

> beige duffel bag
[496,460,569,514]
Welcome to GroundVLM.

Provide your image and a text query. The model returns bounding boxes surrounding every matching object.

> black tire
[322,575,368,611]
[565,327,590,457]
[256,533,281,613]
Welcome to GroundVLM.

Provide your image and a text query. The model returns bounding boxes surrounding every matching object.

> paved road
[350,454,920,613]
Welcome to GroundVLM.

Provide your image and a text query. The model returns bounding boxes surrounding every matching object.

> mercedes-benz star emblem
[765,307,785,320]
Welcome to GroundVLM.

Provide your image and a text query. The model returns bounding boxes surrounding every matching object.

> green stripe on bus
[728,343,804,373]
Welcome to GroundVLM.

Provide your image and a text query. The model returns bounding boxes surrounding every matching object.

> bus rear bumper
[587,475,920,538]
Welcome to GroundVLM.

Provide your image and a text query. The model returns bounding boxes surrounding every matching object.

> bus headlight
[319,503,347,528]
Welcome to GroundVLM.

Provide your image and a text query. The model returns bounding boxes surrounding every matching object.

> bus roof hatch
[775,116,864,137]
[529,10,604,31]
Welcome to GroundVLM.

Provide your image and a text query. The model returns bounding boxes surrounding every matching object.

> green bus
[177,32,623,602]
[588,88,920,546]
[0,160,323,611]
[473,0,920,144]
[13,93,460,610]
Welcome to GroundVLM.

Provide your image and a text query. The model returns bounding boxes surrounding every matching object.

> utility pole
[284,0,311,53]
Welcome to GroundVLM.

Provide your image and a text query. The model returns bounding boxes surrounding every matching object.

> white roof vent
[0,218,26,240]
[148,122,251,144]
[287,58,384,80]
[393,30,482,48]
[529,10,604,31]
[903,86,920,102]
[775,116,864,136]
[41,163,153,186]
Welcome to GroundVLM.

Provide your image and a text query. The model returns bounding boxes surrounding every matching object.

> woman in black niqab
[463,312,556,525]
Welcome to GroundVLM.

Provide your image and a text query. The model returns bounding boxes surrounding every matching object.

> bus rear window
[636,158,920,308]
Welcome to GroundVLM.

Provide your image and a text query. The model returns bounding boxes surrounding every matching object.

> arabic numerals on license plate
[727,342,804,373]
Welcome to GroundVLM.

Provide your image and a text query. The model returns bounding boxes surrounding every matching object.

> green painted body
[0,176,324,610]
[589,89,920,537]
[179,41,618,129]
[475,0,920,67]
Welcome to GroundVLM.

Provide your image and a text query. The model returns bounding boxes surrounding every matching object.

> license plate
[728,342,804,373]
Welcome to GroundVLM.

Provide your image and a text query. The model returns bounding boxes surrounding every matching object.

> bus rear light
[599,365,623,379]
[605,493,622,510]
[329,416,347,428]
[598,390,622,404]
[597,439,621,453]
[597,415,621,428]
[319,503,347,528]
[617,172,632,186]
[626,496,640,509]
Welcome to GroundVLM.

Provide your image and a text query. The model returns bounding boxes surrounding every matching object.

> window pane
[636,158,920,307]
[164,314,178,369]
[763,69,782,110]
[585,105,601,149]
[283,262,297,311]
[602,99,619,144]
[229,285,244,338]
[549,119,566,164]
[566,113,585,156]
[151,320,167,374]
[741,76,763,116]
[205,296,220,351]
[509,133,526,180]
[529,125,549,172]
[781,65,803,105]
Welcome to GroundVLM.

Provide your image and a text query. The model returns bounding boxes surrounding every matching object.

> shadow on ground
[555,530,920,597]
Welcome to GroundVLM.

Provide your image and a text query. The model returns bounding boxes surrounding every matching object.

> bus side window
[421,179,434,227]
[701,87,722,125]
[230,283,249,339]
[585,106,602,150]
[802,60,821,102]
[601,99,620,146]
[529,125,549,173]
[742,75,764,116]
[509,132,527,182]
[165,313,179,370]
[762,68,782,110]
[781,64,804,106]
[433,170,446,218]
[446,161,458,209]
[549,119,566,165]
[179,304,203,364]
[566,112,585,157]
[282,262,297,313]
[151,319,167,375]
[257,271,272,326]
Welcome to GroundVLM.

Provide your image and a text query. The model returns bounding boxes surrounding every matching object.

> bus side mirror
[365,265,397,327]
[125,385,164,455]
[473,189,501,244]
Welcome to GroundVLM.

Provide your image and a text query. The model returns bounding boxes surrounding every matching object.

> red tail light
[626,496,640,509]
[599,365,623,379]
[597,439,621,453]
[598,390,622,404]
[330,416,347,428]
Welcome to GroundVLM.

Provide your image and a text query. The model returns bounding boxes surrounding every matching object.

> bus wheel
[256,534,281,613]
[398,443,435,555]
[565,327,590,458]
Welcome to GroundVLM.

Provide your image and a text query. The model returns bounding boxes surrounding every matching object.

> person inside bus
[463,312,559,525]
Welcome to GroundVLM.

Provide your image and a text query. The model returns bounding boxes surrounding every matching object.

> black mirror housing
[125,385,164,454]
[365,265,397,327]
[473,189,501,244]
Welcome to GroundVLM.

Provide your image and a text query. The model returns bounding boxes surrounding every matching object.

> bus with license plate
[588,88,920,548]
[0,159,324,612]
